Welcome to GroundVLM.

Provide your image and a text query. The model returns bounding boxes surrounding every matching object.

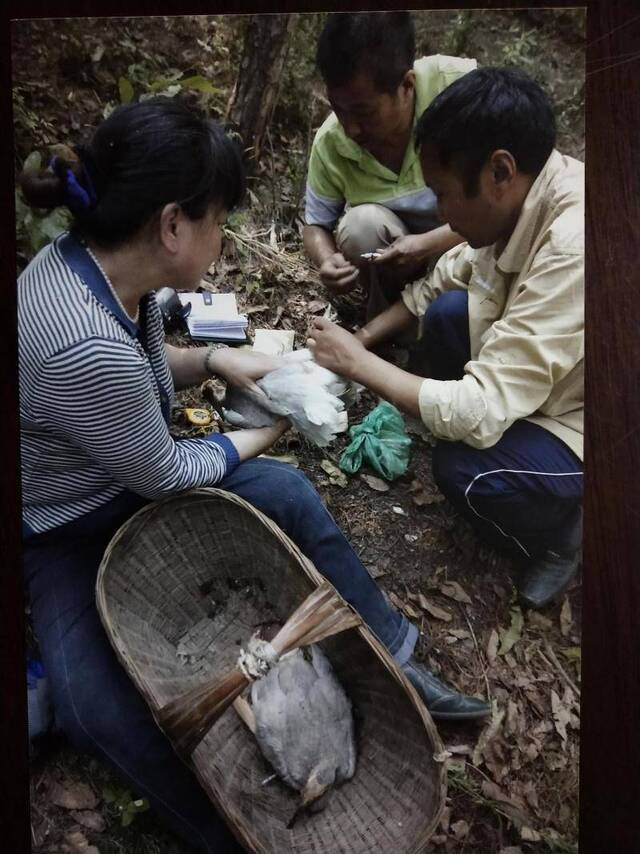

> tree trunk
[226,14,294,166]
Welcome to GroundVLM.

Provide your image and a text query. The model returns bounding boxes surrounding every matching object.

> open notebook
[178,292,248,342]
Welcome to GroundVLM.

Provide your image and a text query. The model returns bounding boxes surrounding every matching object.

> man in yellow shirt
[303,12,476,321]
[308,67,584,610]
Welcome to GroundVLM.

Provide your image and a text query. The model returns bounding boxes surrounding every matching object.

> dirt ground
[13,11,585,854]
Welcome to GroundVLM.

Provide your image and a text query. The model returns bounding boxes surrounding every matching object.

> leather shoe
[517,547,581,610]
[401,658,491,721]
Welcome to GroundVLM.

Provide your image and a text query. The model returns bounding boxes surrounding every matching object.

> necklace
[85,245,140,325]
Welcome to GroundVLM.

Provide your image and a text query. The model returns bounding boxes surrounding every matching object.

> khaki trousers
[335,203,429,321]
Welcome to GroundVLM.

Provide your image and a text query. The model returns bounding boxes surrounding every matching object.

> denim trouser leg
[433,421,584,559]
[24,495,242,854]
[409,290,471,378]
[417,291,584,557]
[217,457,417,661]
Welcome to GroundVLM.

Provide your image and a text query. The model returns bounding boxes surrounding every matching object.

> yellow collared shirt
[402,149,584,459]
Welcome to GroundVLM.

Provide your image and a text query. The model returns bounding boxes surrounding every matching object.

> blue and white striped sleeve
[32,337,239,498]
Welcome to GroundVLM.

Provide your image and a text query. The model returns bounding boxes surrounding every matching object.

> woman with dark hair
[19,97,488,853]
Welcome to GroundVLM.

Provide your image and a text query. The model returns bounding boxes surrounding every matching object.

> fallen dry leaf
[551,689,571,744]
[486,628,499,664]
[409,478,444,506]
[360,473,389,492]
[307,299,327,313]
[447,628,471,640]
[560,596,573,637]
[49,780,99,811]
[498,607,524,656]
[245,303,269,315]
[62,830,100,854]
[422,599,453,622]
[320,459,348,487]
[522,780,540,811]
[440,580,472,604]
[480,779,528,828]
[505,699,521,737]
[70,810,105,833]
[451,819,470,839]
[526,611,554,632]
[389,591,406,611]
[403,602,422,620]
[439,805,452,833]
[260,452,299,468]
[520,826,542,842]
[473,701,505,767]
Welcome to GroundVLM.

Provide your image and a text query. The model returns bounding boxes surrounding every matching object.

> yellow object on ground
[184,408,212,426]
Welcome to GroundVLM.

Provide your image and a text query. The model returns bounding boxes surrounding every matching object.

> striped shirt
[304,55,477,233]
[18,232,238,534]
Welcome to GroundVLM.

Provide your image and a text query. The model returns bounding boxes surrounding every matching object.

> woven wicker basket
[96,488,447,853]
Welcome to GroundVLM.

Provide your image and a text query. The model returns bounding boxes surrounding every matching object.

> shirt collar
[496,149,563,274]
[57,231,143,338]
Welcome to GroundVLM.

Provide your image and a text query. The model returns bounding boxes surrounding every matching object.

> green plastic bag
[339,401,412,481]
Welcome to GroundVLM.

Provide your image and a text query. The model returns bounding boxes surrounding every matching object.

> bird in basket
[219,348,358,447]
[233,643,356,825]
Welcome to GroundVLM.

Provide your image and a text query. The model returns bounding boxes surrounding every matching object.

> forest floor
[12,10,585,854]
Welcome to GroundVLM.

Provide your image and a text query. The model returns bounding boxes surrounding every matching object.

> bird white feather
[223,349,354,446]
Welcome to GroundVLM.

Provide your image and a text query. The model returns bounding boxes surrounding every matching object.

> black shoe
[517,546,581,610]
[400,658,491,721]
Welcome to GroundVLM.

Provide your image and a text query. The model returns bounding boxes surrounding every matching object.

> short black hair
[20,96,245,248]
[415,67,556,195]
[316,12,415,93]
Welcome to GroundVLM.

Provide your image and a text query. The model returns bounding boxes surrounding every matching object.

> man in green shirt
[303,12,476,320]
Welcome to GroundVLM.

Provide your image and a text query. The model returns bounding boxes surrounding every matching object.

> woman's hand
[319,252,359,293]
[206,348,282,394]
[306,317,368,380]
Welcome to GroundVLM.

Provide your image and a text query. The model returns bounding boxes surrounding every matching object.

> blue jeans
[23,458,416,853]
[420,291,584,558]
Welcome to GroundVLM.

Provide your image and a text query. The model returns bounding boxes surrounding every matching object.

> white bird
[233,644,357,823]
[222,349,355,446]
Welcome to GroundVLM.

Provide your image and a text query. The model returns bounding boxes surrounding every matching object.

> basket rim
[95,487,447,853]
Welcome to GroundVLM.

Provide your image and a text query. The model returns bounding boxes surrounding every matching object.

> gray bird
[233,644,356,823]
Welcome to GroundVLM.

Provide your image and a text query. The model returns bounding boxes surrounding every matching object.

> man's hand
[373,226,465,272]
[372,233,433,272]
[306,317,367,379]
[319,252,360,293]
[206,348,282,395]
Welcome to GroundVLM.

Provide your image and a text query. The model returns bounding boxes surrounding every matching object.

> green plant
[103,785,150,828]
[444,11,475,57]
[15,151,72,259]
[501,27,540,69]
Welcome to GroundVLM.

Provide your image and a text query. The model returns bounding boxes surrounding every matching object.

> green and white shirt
[304,54,477,233]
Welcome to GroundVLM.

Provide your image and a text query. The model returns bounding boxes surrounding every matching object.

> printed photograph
[12,10,585,853]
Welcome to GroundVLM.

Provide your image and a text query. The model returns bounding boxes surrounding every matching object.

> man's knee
[336,204,407,263]
[423,291,469,339]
